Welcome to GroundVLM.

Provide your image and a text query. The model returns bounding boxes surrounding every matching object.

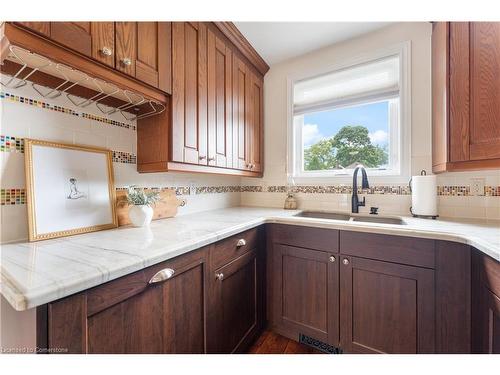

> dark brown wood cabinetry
[271,244,339,346]
[432,22,500,172]
[267,225,480,354]
[207,228,265,353]
[472,250,500,353]
[38,228,265,354]
[340,255,435,353]
[43,247,208,354]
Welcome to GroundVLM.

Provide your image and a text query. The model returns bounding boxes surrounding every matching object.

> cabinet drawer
[87,247,207,316]
[340,231,435,268]
[267,224,339,253]
[211,228,260,269]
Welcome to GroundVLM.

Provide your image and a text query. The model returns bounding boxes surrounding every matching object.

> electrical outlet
[189,182,196,195]
[470,178,485,196]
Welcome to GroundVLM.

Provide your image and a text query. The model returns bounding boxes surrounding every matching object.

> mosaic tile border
[0,135,24,153]
[1,92,136,131]
[112,151,137,164]
[256,185,500,197]
[2,185,499,206]
[1,135,137,165]
[1,189,26,205]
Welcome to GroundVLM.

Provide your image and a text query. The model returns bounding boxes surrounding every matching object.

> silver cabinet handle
[342,258,350,265]
[236,238,247,248]
[100,47,113,56]
[329,256,336,263]
[215,272,224,281]
[199,155,207,160]
[149,268,175,284]
[207,156,216,162]
[121,57,132,67]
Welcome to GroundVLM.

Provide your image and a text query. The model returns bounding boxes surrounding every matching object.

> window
[289,45,410,182]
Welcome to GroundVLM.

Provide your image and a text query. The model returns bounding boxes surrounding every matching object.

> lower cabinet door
[339,256,435,353]
[270,244,339,346]
[207,248,263,353]
[478,286,500,353]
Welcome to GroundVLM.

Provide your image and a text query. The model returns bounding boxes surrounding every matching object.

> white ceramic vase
[128,205,154,227]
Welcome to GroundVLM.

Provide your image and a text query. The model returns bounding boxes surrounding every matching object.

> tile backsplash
[0,85,242,243]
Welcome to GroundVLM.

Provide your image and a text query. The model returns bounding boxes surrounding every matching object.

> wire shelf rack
[0,45,166,121]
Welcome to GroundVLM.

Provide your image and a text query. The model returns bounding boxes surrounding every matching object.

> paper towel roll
[410,174,437,216]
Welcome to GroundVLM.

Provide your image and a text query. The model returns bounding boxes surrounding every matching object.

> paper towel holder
[409,170,439,220]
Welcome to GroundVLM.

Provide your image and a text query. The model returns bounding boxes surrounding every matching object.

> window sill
[289,174,411,185]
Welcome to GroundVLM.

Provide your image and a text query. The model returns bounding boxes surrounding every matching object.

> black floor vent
[298,334,342,354]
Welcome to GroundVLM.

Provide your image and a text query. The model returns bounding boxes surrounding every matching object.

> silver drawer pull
[215,272,224,281]
[149,268,175,284]
[236,238,247,248]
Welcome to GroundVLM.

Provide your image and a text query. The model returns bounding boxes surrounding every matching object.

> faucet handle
[359,196,366,207]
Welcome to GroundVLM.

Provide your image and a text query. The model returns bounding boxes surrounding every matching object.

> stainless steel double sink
[294,211,406,225]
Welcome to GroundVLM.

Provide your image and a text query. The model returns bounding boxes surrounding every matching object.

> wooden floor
[247,330,323,354]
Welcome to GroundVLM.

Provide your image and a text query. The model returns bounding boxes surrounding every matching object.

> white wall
[241,22,500,219]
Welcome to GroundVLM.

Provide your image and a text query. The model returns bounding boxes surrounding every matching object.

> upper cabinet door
[469,22,500,160]
[172,22,208,165]
[91,22,115,68]
[50,22,92,56]
[115,22,137,76]
[248,71,263,173]
[233,54,250,170]
[208,29,233,168]
[136,22,159,88]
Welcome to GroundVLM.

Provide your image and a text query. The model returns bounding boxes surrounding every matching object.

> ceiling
[234,22,391,66]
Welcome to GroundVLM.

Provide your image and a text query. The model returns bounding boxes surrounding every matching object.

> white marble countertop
[1,207,499,311]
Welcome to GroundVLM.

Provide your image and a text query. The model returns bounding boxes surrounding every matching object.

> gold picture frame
[24,139,118,241]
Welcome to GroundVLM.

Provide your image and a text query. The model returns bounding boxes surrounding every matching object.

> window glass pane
[300,100,391,172]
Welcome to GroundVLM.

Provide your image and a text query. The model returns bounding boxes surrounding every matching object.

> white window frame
[286,41,411,185]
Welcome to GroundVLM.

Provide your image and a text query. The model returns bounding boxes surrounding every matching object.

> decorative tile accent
[112,151,137,164]
[81,113,136,131]
[1,91,135,131]
[0,135,24,153]
[195,186,241,194]
[1,92,79,116]
[1,189,26,205]
[116,186,191,196]
[485,186,500,197]
[240,186,264,193]
[265,185,412,195]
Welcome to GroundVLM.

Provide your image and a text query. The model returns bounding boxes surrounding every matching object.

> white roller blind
[293,55,400,115]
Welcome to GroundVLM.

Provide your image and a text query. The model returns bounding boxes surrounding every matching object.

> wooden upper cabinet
[233,53,250,170]
[171,22,208,165]
[432,22,500,172]
[248,71,263,173]
[91,22,115,68]
[207,29,233,168]
[50,22,92,57]
[469,23,500,160]
[115,22,137,76]
[15,22,51,37]
[114,22,171,92]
